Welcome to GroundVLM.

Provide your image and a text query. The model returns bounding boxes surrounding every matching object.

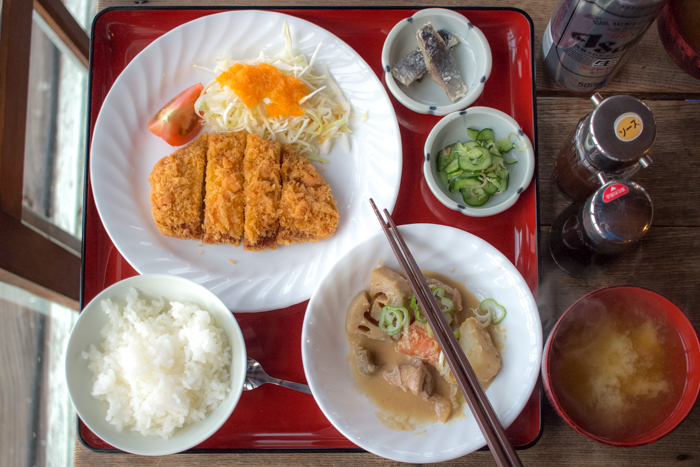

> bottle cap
[582,180,653,254]
[587,94,656,172]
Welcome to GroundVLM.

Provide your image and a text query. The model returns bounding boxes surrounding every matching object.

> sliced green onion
[410,294,427,323]
[439,296,454,314]
[379,306,408,336]
[474,306,492,327]
[431,286,455,314]
[410,285,454,323]
[479,298,507,324]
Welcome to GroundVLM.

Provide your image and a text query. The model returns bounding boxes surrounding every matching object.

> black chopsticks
[369,199,523,467]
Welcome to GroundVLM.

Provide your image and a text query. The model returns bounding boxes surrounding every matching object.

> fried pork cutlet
[277,146,339,246]
[148,134,207,240]
[243,133,282,251]
[202,132,247,245]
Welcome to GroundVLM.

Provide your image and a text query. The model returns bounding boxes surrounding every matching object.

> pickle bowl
[423,107,535,217]
[381,8,492,115]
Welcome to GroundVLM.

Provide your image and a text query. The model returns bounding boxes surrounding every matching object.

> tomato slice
[147,83,204,146]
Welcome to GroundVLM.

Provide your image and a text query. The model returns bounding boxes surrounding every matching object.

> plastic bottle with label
[543,0,667,91]
[553,93,656,203]
[549,179,653,278]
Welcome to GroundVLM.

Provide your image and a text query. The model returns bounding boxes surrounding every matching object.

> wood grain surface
[1,299,40,467]
[95,0,700,96]
[74,1,700,465]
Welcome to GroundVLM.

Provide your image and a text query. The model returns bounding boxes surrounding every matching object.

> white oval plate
[302,223,542,463]
[90,10,402,312]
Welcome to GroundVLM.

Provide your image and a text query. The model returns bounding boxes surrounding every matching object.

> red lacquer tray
[80,6,541,453]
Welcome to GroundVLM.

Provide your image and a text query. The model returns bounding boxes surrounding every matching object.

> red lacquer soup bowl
[657,0,700,81]
[542,286,700,446]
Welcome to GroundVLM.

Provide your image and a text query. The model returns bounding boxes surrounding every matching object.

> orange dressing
[216,63,308,118]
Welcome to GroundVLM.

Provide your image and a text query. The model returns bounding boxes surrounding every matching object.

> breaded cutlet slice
[277,146,339,246]
[243,133,282,251]
[202,132,246,245]
[148,134,207,240]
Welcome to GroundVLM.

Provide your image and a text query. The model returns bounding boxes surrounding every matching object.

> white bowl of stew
[301,223,541,463]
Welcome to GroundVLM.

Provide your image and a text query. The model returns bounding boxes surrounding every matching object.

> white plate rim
[89,10,402,312]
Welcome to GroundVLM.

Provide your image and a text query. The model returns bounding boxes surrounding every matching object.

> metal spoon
[243,358,311,395]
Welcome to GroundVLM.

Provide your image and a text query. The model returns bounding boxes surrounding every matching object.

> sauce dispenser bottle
[549,179,653,278]
[553,93,656,203]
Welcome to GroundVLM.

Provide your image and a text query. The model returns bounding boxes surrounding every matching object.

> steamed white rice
[82,288,232,438]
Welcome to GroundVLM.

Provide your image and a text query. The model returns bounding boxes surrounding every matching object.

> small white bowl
[65,274,246,455]
[424,107,535,217]
[301,223,542,463]
[381,8,492,115]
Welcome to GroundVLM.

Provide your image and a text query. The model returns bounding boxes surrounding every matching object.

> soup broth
[550,295,687,442]
[347,270,483,430]
[348,338,459,429]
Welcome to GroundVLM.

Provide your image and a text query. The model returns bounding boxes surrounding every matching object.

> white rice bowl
[84,288,232,438]
[65,274,246,455]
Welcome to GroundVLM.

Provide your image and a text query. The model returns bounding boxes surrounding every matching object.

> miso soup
[549,294,687,443]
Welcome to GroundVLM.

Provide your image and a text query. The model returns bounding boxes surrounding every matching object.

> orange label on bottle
[614,113,643,141]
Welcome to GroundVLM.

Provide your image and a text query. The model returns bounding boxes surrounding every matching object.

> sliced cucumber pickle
[496,137,515,153]
[450,176,481,192]
[460,188,489,206]
[436,149,456,172]
[435,127,519,207]
[458,148,492,171]
[483,181,499,195]
[476,128,494,142]
[443,158,461,174]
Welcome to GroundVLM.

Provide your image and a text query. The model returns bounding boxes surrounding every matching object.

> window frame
[0,0,90,309]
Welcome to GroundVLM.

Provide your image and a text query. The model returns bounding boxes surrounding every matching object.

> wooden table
[75,1,700,465]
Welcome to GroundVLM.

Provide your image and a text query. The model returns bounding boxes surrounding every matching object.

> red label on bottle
[603,184,628,202]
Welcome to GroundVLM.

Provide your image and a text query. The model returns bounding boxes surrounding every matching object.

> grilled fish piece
[416,23,468,102]
[391,29,459,87]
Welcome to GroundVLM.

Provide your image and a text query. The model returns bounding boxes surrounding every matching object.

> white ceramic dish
[301,223,542,463]
[381,8,492,115]
[424,107,535,217]
[65,274,247,456]
[90,10,402,313]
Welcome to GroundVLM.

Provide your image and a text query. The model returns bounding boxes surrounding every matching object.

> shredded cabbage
[194,22,352,162]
